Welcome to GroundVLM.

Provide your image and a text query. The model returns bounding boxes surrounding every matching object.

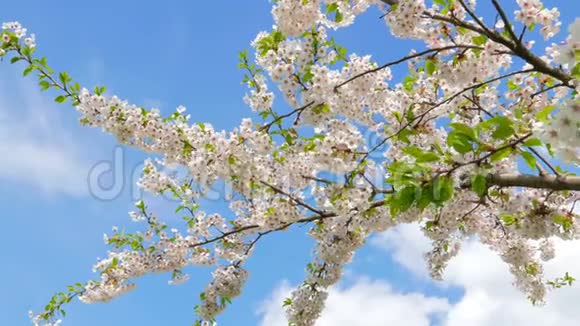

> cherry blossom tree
[1,0,579,325]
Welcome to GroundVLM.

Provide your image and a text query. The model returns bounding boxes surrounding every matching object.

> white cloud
[374,224,580,326]
[0,77,92,196]
[371,223,431,278]
[257,278,450,326]
[259,224,580,326]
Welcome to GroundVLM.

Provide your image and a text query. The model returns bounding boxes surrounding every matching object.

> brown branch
[380,0,398,6]
[530,83,566,99]
[189,197,386,250]
[302,175,333,184]
[526,146,559,176]
[487,174,580,191]
[518,26,527,43]
[491,0,519,43]
[259,101,315,132]
[424,12,573,86]
[334,45,481,90]
[473,133,532,164]
[260,180,328,216]
[458,0,494,36]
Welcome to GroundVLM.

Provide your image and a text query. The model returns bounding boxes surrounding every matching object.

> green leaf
[447,130,474,154]
[135,200,146,211]
[397,128,414,144]
[553,215,572,232]
[471,35,488,46]
[524,138,542,147]
[491,123,515,140]
[545,143,555,157]
[264,207,276,217]
[506,80,519,91]
[326,3,338,13]
[417,184,434,210]
[23,65,34,76]
[94,86,107,95]
[402,146,440,163]
[490,147,513,162]
[471,174,487,198]
[501,214,517,226]
[433,176,454,203]
[535,105,556,122]
[59,71,71,85]
[416,152,440,163]
[403,75,417,91]
[302,67,314,83]
[228,155,236,165]
[486,116,515,140]
[520,151,537,170]
[54,95,67,103]
[425,59,437,75]
[39,80,51,91]
[449,123,477,140]
[392,185,418,214]
[572,63,580,79]
[304,142,316,152]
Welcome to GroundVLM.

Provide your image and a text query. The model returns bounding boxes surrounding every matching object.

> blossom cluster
[272,0,376,37]
[1,21,35,55]
[515,0,561,39]
[536,97,580,164]
[554,18,580,68]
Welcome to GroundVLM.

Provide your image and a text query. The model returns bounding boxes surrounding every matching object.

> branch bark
[487,173,580,191]
[380,0,573,85]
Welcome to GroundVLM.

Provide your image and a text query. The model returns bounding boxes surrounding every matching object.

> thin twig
[334,45,481,90]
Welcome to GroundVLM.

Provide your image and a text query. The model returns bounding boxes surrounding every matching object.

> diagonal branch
[334,45,481,90]
[424,12,573,85]
[491,0,519,43]
[458,0,494,36]
[260,180,329,216]
[259,101,315,132]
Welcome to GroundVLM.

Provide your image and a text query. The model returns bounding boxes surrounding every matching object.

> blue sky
[1,1,579,326]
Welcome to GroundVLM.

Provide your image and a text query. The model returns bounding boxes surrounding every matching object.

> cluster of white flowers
[272,0,322,37]
[384,0,428,38]
[272,0,375,37]
[197,266,248,320]
[2,21,27,38]
[554,18,580,68]
[79,280,137,304]
[29,312,61,326]
[538,239,555,261]
[515,0,561,39]
[137,159,179,194]
[535,97,580,165]
[242,73,274,112]
[1,21,35,51]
